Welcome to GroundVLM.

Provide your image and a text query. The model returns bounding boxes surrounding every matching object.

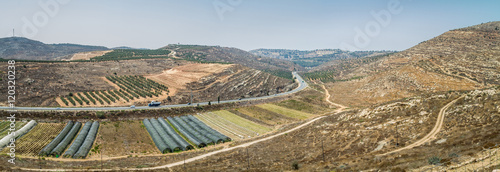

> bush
[96,112,106,119]
[292,161,300,170]
[428,156,441,165]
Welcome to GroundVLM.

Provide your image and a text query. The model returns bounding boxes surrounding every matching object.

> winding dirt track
[19,84,346,171]
[321,85,347,112]
[379,95,465,156]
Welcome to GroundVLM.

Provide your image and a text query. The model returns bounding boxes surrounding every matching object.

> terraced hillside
[149,64,297,105]
[57,75,170,107]
[0,59,295,107]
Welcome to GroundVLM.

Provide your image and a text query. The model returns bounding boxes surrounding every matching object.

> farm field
[257,104,314,120]
[89,120,160,158]
[273,99,329,114]
[0,121,10,134]
[0,121,26,138]
[57,75,170,107]
[198,110,272,137]
[232,106,294,126]
[0,123,65,157]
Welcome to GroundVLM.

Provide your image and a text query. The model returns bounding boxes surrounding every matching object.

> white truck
[148,101,161,107]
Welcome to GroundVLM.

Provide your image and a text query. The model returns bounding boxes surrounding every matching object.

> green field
[257,104,313,120]
[212,110,271,134]
[0,121,27,138]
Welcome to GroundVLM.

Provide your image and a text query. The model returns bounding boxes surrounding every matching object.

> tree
[208,101,211,105]
[217,96,220,103]
[167,96,172,102]
[68,92,73,97]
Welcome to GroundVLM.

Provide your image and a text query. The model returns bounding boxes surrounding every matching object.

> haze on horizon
[1,0,499,51]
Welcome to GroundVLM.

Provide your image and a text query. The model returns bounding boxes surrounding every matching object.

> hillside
[250,48,394,68]
[162,44,304,76]
[322,21,500,106]
[0,37,109,60]
[0,59,296,107]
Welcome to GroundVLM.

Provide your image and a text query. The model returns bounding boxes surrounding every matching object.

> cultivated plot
[0,123,65,157]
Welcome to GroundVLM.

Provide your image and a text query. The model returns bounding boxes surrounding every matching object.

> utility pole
[100,133,103,172]
[247,148,250,170]
[322,139,325,162]
[396,121,399,147]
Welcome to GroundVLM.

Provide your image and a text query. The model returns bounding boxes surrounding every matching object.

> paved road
[0,72,308,111]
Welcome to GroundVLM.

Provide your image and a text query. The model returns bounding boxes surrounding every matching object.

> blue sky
[0,0,499,51]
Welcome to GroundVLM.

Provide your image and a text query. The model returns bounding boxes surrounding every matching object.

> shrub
[428,156,441,165]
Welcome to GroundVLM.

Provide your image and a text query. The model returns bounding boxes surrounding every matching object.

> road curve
[1,72,308,111]
[379,95,465,156]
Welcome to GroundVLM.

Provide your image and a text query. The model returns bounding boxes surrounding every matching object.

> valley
[0,21,498,171]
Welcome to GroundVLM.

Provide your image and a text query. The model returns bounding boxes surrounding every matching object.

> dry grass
[89,120,160,159]
[257,104,314,120]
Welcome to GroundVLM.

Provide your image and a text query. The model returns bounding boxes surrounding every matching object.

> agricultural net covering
[172,116,213,146]
[180,116,224,143]
[150,118,181,152]
[0,120,37,149]
[39,121,73,156]
[186,115,231,142]
[167,116,205,148]
[50,122,82,157]
[63,121,92,158]
[143,119,170,153]
[73,121,99,159]
[158,117,193,150]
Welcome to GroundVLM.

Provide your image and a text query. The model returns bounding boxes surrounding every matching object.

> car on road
[130,105,135,108]
[56,107,61,110]
[187,103,191,105]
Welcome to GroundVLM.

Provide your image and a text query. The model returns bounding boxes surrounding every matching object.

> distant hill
[162,44,304,79]
[0,37,109,60]
[112,46,149,50]
[249,48,395,69]
[322,21,500,106]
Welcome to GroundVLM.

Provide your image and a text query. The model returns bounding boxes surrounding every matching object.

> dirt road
[321,85,347,112]
[379,95,465,156]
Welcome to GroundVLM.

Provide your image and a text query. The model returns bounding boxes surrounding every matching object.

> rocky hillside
[325,21,500,106]
[0,37,109,60]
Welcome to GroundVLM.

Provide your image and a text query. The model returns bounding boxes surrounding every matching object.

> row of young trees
[59,75,169,106]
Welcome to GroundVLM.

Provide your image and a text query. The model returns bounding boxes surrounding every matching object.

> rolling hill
[250,48,394,68]
[322,21,500,106]
[0,37,109,60]
[162,44,304,77]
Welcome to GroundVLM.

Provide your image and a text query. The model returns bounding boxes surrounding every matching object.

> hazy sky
[1,0,499,51]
